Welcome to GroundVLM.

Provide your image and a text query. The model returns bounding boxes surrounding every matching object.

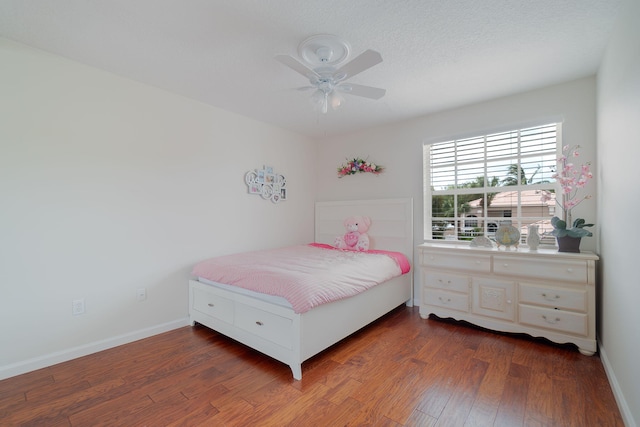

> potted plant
[550,217,594,252]
[547,144,594,252]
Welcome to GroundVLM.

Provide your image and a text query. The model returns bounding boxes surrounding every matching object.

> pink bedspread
[191,244,411,313]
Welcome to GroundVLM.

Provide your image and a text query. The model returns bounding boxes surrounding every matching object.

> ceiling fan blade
[339,83,386,100]
[275,55,319,80]
[335,49,383,80]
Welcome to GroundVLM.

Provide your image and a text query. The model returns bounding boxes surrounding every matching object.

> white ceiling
[0,0,622,139]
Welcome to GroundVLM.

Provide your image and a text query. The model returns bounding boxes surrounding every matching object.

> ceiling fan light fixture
[310,89,328,114]
[330,91,344,110]
[310,88,325,103]
[310,88,343,114]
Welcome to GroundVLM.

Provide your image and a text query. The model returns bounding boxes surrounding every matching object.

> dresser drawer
[520,283,587,311]
[494,256,587,283]
[519,304,588,336]
[421,251,490,273]
[235,304,293,349]
[422,269,469,293]
[192,287,234,323]
[423,288,469,312]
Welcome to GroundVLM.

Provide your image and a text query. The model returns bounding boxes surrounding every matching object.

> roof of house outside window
[467,190,555,208]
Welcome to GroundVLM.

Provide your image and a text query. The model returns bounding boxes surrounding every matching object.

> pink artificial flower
[564,198,581,210]
[555,144,592,223]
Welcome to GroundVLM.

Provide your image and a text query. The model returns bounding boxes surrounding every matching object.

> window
[424,123,559,244]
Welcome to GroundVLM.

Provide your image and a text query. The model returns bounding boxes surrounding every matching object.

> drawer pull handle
[503,263,508,268]
[541,293,560,301]
[475,260,481,264]
[207,303,215,307]
[438,279,452,285]
[438,297,452,304]
[507,300,512,304]
[255,321,264,326]
[567,268,573,273]
[542,315,561,324]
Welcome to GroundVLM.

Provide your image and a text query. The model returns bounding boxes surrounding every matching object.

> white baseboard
[599,343,637,427]
[0,317,190,381]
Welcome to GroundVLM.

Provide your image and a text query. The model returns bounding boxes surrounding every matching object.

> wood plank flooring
[0,306,624,426]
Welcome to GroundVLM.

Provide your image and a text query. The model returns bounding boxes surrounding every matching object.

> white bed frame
[188,198,413,380]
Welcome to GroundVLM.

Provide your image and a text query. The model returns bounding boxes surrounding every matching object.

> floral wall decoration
[245,165,286,203]
[337,157,384,178]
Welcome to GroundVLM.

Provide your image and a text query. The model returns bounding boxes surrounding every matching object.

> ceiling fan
[275,35,386,114]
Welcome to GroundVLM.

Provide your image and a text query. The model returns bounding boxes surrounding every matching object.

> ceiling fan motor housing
[315,46,333,63]
[298,34,351,67]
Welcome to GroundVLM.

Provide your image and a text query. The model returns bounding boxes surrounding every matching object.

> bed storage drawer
[192,287,234,324]
[235,304,293,349]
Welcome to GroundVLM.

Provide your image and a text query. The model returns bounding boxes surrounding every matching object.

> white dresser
[418,243,599,355]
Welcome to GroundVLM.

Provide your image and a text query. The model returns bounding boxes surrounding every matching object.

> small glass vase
[527,225,541,251]
[557,235,582,253]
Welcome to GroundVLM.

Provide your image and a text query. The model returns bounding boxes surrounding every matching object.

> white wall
[0,39,317,379]
[597,0,640,424]
[316,77,598,296]
[4,27,634,420]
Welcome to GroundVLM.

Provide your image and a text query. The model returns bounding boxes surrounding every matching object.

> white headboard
[314,198,414,262]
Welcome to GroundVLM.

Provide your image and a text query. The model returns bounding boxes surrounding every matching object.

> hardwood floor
[0,306,624,426]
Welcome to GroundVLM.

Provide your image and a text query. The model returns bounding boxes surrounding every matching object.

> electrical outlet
[136,288,147,301]
[72,299,85,316]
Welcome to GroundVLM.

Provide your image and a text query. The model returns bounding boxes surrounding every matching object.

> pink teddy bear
[334,216,371,251]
